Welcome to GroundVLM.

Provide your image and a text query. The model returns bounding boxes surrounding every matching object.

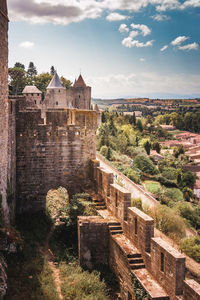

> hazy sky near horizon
[7,0,200,98]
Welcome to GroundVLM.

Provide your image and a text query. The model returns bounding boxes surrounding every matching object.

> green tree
[60,76,72,89]
[34,72,53,94]
[180,171,196,189]
[136,119,143,132]
[133,154,157,175]
[144,140,151,155]
[173,145,184,158]
[14,62,25,69]
[8,67,26,95]
[152,141,161,154]
[27,62,37,77]
[101,112,106,123]
[50,66,55,75]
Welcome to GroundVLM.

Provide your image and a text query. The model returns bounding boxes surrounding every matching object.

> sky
[7,0,200,99]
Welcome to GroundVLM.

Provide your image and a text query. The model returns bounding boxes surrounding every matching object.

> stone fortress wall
[0,0,11,222]
[78,160,200,300]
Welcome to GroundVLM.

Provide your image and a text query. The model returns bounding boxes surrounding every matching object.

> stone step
[110,230,123,235]
[108,222,121,226]
[96,206,106,210]
[109,226,122,230]
[95,202,105,206]
[128,258,144,264]
[127,253,142,259]
[130,263,145,270]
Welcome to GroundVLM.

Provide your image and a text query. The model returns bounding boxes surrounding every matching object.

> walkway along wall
[78,159,200,300]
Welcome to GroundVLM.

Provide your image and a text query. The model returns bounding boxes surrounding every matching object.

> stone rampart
[15,105,97,212]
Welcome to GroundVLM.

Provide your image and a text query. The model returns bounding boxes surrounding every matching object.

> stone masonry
[0,0,9,222]
[78,160,200,300]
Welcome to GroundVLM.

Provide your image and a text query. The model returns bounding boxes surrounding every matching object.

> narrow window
[34,100,36,104]
[135,217,138,235]
[37,93,39,96]
[59,90,60,92]
[79,95,80,99]
[31,93,33,96]
[128,292,133,300]
[10,102,12,114]
[161,252,164,272]
[115,192,118,207]
[56,101,58,105]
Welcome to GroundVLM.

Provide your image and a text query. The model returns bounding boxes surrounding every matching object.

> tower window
[115,192,118,207]
[79,95,80,99]
[161,252,164,272]
[135,217,138,235]
[34,100,36,104]
[56,101,58,105]
[59,90,60,92]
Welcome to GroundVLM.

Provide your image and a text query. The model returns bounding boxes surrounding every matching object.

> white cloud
[119,24,129,33]
[160,45,168,51]
[178,42,199,50]
[151,14,170,21]
[181,0,200,9]
[140,58,146,62]
[129,30,139,38]
[19,41,35,48]
[86,72,200,98]
[106,12,130,22]
[122,38,154,48]
[171,36,189,46]
[131,23,151,36]
[8,0,200,25]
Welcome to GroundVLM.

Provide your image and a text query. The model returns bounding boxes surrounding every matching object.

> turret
[70,74,91,110]
[22,85,42,108]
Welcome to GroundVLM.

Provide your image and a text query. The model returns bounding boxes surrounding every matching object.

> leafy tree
[173,145,184,158]
[144,140,151,155]
[133,154,157,175]
[106,147,112,160]
[27,62,37,77]
[136,119,143,132]
[60,76,72,89]
[14,62,25,69]
[179,171,196,189]
[152,141,161,154]
[108,115,117,136]
[50,66,55,75]
[8,67,26,95]
[100,145,108,157]
[180,236,200,262]
[101,112,106,123]
[34,72,53,94]
[130,112,136,125]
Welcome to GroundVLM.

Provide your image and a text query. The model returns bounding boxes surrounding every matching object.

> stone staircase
[127,253,145,270]
[92,197,106,210]
[108,222,123,235]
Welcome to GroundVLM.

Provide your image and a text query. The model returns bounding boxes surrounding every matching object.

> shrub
[60,262,109,299]
[163,188,183,202]
[131,198,142,210]
[100,145,108,157]
[46,187,69,222]
[124,168,140,184]
[174,202,200,230]
[133,154,157,175]
[148,204,186,241]
[156,175,177,188]
[161,167,178,181]
[180,236,200,262]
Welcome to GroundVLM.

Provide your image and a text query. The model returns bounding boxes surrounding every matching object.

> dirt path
[42,223,63,300]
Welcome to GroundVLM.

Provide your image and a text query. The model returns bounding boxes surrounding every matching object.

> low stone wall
[183,280,200,300]
[151,237,185,298]
[78,216,109,269]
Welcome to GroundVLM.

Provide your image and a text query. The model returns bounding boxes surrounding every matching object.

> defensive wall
[0,1,11,222]
[10,97,97,213]
[78,159,200,300]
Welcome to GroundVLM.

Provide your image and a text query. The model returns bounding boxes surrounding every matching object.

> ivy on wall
[131,273,150,300]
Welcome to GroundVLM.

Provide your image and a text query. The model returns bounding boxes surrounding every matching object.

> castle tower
[71,74,91,110]
[22,85,42,108]
[44,72,67,108]
[0,0,9,222]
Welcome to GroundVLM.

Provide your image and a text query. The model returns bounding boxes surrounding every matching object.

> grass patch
[59,261,109,300]
[5,212,59,300]
[145,181,160,195]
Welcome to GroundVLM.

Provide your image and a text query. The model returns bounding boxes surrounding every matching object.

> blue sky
[8,0,200,98]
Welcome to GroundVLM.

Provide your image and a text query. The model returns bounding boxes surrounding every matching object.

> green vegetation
[145,181,160,195]
[9,62,72,95]
[180,236,200,262]
[4,189,112,299]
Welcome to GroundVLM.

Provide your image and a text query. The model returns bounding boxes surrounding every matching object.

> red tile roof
[73,74,86,87]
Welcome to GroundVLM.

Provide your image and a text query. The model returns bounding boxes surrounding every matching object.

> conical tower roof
[74,74,86,87]
[47,72,65,89]
[94,104,100,112]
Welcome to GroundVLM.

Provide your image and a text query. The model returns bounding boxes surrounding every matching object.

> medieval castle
[1,1,200,299]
